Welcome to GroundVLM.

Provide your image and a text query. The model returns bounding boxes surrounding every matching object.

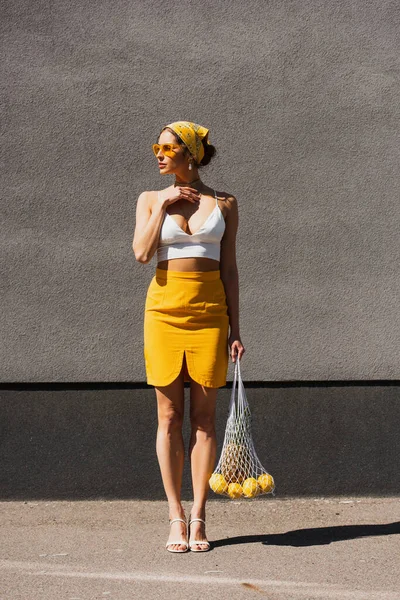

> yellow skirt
[144,268,229,388]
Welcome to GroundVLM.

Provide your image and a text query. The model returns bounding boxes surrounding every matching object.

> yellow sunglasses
[152,143,181,157]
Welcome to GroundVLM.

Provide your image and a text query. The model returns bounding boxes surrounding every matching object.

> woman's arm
[132,191,166,263]
[219,195,240,338]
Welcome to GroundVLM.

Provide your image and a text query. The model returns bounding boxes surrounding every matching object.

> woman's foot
[166,508,188,552]
[189,510,210,551]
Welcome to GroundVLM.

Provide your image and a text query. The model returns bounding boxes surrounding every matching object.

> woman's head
[153,121,216,176]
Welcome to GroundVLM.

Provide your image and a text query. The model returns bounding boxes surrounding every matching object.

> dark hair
[160,127,217,169]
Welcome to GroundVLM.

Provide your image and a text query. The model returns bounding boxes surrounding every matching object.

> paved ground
[0,497,399,600]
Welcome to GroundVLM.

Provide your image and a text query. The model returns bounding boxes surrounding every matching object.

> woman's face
[155,130,188,174]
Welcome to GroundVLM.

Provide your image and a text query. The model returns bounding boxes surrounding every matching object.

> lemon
[258,473,275,493]
[209,473,228,494]
[242,477,261,498]
[228,482,243,498]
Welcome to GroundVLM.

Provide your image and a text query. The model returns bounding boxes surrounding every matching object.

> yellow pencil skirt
[144,268,229,388]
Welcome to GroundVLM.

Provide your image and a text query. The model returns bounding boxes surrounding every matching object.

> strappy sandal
[166,517,189,553]
[188,517,211,552]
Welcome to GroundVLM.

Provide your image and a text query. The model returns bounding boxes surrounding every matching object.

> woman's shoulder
[215,189,237,202]
[138,188,167,199]
[215,190,237,217]
[138,188,170,210]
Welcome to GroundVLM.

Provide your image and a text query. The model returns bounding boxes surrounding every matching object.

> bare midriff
[157,257,220,272]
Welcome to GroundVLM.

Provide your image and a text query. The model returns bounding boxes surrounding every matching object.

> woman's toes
[167,520,187,551]
[189,521,208,550]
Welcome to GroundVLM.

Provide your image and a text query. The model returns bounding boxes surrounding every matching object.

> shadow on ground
[211,522,400,547]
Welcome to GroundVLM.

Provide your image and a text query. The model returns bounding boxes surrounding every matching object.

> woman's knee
[155,380,185,431]
[190,410,216,433]
[159,407,184,431]
[157,394,184,431]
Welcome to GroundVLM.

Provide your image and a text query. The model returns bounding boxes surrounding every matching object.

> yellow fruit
[258,473,275,493]
[221,443,251,484]
[242,477,261,498]
[228,482,243,498]
[209,473,228,494]
[224,469,247,484]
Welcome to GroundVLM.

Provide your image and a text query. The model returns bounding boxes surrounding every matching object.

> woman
[132,120,245,553]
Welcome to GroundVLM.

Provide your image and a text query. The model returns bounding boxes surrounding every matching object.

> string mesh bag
[209,357,275,499]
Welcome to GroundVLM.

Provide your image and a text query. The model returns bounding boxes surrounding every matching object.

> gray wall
[1,384,399,499]
[2,0,400,383]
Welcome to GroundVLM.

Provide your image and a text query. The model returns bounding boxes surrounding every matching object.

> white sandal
[166,517,189,553]
[188,517,211,552]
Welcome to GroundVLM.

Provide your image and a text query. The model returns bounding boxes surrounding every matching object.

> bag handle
[227,357,243,421]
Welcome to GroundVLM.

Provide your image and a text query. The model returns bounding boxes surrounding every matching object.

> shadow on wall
[0,384,399,499]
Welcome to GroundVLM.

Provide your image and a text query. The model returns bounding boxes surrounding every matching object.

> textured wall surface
[1,384,399,499]
[2,0,400,382]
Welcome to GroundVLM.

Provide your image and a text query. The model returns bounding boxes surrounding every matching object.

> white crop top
[156,189,226,262]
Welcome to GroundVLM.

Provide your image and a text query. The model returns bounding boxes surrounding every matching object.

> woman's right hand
[158,186,201,208]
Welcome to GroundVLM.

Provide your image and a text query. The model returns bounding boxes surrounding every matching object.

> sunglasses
[152,143,181,158]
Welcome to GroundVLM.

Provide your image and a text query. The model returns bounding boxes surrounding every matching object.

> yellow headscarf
[163,120,210,164]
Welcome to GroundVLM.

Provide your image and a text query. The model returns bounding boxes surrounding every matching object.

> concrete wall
[1,384,399,499]
[1,1,399,497]
[2,0,400,382]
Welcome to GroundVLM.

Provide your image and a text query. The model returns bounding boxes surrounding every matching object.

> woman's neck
[174,176,202,187]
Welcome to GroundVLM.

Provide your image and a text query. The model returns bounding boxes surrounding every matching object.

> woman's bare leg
[155,358,187,551]
[188,381,218,549]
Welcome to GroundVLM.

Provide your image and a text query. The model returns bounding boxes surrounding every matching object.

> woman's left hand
[228,334,245,362]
